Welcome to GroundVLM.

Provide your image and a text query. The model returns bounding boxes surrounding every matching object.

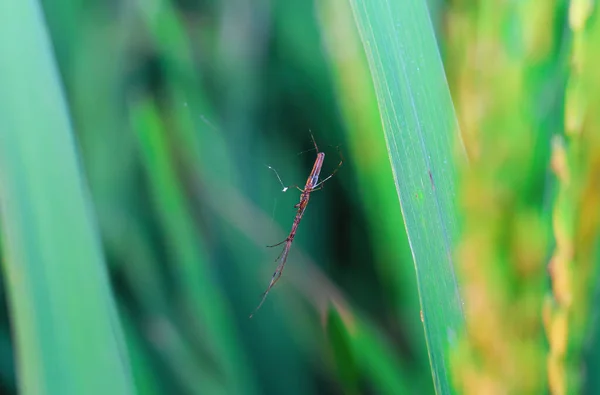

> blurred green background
[1,0,600,394]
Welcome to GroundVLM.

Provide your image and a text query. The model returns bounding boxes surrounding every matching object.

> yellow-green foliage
[446,1,562,393]
[545,1,600,394]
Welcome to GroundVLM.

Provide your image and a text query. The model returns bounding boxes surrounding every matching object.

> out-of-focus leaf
[0,1,135,393]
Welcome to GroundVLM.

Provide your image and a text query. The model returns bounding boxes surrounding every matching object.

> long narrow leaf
[347,0,465,392]
[0,0,134,394]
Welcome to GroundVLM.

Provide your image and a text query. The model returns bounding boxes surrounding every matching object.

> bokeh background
[1,0,600,394]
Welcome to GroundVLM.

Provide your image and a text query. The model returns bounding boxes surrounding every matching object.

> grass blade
[130,97,258,394]
[0,0,135,393]
[346,0,465,392]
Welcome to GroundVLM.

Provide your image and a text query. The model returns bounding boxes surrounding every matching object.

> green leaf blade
[0,1,134,394]
[347,0,465,392]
